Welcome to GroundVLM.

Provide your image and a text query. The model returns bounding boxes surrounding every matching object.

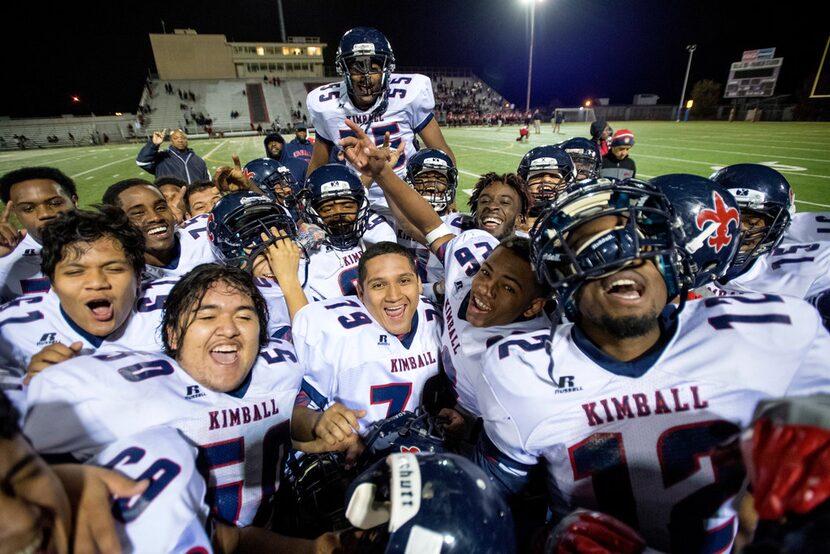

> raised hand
[25,341,84,384]
[338,119,389,178]
[152,128,168,146]
[0,201,25,258]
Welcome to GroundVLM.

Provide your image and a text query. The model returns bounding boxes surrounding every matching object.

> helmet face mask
[301,165,370,250]
[530,178,689,303]
[710,164,794,281]
[406,149,458,214]
[518,145,576,217]
[207,192,298,272]
[336,27,395,111]
[558,137,602,181]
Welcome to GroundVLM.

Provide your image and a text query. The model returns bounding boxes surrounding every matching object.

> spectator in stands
[589,119,612,157]
[256,124,263,135]
[135,128,209,185]
[288,123,312,164]
[154,176,187,224]
[600,128,637,180]
[263,132,308,184]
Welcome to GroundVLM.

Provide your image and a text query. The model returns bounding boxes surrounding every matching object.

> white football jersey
[90,426,213,553]
[307,74,436,211]
[292,295,442,434]
[438,229,549,417]
[142,214,217,282]
[393,213,470,284]
[784,211,830,244]
[24,341,303,527]
[0,233,50,302]
[0,281,171,376]
[477,294,830,552]
[363,211,397,245]
[253,276,302,341]
[706,240,830,300]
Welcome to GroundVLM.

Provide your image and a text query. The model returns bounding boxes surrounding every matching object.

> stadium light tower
[677,44,697,122]
[522,0,544,113]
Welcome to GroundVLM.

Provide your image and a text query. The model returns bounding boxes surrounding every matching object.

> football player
[473,177,830,552]
[102,178,217,282]
[0,166,78,301]
[558,137,603,181]
[208,191,308,330]
[306,27,454,217]
[291,242,442,455]
[24,264,343,551]
[784,210,830,244]
[338,120,551,439]
[0,391,214,554]
[299,164,395,300]
[183,180,222,219]
[516,144,576,231]
[705,164,830,302]
[0,207,169,385]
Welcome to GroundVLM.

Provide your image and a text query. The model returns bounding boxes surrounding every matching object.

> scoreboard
[724,48,783,99]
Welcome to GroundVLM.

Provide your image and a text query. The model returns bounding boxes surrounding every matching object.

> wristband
[425,223,452,245]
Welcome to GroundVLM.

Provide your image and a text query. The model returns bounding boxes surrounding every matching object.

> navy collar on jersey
[570,304,679,378]
[225,366,254,399]
[394,309,420,349]
[159,236,182,270]
[59,304,110,348]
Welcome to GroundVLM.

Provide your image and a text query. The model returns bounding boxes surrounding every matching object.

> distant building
[633,94,660,106]
[150,29,327,80]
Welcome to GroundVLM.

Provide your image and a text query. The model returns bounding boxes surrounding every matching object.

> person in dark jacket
[288,123,313,164]
[264,132,308,184]
[589,120,612,157]
[600,128,637,180]
[135,129,209,184]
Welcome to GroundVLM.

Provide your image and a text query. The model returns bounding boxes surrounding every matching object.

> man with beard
[135,128,209,184]
[473,178,830,553]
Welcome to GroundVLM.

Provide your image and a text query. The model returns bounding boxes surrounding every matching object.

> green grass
[1,121,828,215]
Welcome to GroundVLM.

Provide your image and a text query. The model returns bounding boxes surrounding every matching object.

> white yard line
[203,139,230,160]
[71,156,135,177]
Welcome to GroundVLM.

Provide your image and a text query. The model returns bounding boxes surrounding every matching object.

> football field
[1,121,828,214]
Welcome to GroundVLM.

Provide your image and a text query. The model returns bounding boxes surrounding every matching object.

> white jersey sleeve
[0,233,50,302]
[438,229,499,284]
[784,211,830,244]
[89,426,212,553]
[363,211,397,245]
[398,73,436,131]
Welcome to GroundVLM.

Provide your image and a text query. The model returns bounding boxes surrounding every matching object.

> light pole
[677,44,697,122]
[523,0,543,113]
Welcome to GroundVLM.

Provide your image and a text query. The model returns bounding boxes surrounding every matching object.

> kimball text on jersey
[582,385,709,427]
[208,399,281,430]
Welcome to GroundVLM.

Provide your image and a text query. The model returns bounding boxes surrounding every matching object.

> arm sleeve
[291,305,334,409]
[136,141,160,173]
[408,75,436,131]
[786,311,830,396]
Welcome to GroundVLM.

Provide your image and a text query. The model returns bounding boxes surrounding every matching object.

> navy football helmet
[558,137,602,180]
[710,164,794,282]
[282,451,357,537]
[530,178,689,303]
[405,149,458,214]
[360,409,448,468]
[336,27,395,110]
[344,453,516,553]
[651,174,741,288]
[243,158,300,205]
[517,145,576,216]
[300,164,370,250]
[207,191,298,270]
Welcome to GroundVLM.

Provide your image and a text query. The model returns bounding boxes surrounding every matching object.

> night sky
[3,0,826,118]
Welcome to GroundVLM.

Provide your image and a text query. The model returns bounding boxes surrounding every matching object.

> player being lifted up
[0,166,79,301]
[474,177,830,552]
[338,119,551,444]
[306,27,454,217]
